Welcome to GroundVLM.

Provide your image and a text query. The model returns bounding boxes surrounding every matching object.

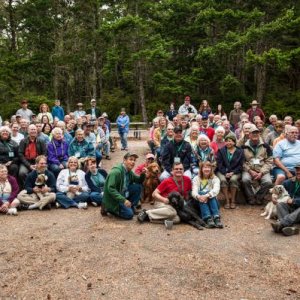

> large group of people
[0,97,299,236]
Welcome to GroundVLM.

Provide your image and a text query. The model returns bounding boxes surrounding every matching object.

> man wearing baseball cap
[135,153,155,175]
[15,100,34,122]
[271,164,300,236]
[86,98,101,120]
[101,152,145,219]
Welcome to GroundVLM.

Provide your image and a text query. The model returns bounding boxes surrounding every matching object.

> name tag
[174,157,181,163]
[75,152,81,158]
[125,191,129,198]
[252,158,260,165]
[8,151,14,158]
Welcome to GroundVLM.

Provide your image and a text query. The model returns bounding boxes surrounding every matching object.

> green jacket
[103,163,145,214]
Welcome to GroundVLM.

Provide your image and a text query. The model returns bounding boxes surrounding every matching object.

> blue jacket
[68,138,95,158]
[47,139,69,165]
[85,169,108,192]
[52,106,65,121]
[24,170,56,194]
[283,179,300,208]
[216,146,244,175]
[116,114,130,133]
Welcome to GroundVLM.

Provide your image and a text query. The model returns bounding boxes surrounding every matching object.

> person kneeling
[101,152,145,220]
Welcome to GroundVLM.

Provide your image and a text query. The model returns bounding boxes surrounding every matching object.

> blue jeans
[56,192,90,209]
[89,192,103,205]
[113,184,142,220]
[119,132,128,149]
[95,150,103,165]
[199,197,220,220]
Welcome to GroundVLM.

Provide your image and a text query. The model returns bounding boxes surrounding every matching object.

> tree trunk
[7,0,17,52]
[255,64,267,105]
[137,60,148,123]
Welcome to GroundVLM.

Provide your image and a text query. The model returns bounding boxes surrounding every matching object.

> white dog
[260,185,291,219]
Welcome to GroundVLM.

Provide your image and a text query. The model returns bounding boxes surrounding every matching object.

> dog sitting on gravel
[168,192,206,230]
[260,185,291,219]
[142,162,161,204]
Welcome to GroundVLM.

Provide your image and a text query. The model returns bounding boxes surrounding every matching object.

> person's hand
[41,186,50,193]
[33,187,42,193]
[226,172,233,178]
[5,161,12,166]
[163,197,169,204]
[59,164,64,169]
[124,200,132,207]
[30,165,36,170]
[249,170,257,178]
[141,167,147,174]
[68,186,77,193]
[287,198,294,205]
[286,171,294,179]
[254,172,262,180]
[0,203,9,213]
[197,195,208,203]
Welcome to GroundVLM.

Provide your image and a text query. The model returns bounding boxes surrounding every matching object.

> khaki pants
[147,202,180,223]
[17,190,56,210]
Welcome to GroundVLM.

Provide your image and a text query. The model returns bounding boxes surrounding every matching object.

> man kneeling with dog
[138,162,191,224]
[271,164,300,236]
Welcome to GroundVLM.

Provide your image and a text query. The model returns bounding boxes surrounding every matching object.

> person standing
[246,100,265,123]
[52,99,65,121]
[101,152,145,220]
[16,100,34,122]
[116,108,130,151]
[86,99,101,121]
[74,103,86,120]
[228,101,244,128]
[178,96,197,116]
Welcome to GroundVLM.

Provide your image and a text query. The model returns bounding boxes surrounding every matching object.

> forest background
[0,0,299,122]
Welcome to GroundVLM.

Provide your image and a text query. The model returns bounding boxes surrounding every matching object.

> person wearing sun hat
[216,133,244,209]
[246,99,265,123]
[271,164,300,236]
[101,152,146,219]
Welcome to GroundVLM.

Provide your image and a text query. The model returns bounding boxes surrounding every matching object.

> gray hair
[51,127,63,136]
[0,126,12,135]
[215,126,225,134]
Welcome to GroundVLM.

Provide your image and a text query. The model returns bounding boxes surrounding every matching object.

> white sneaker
[56,202,61,208]
[7,208,18,216]
[91,202,98,207]
[78,202,88,209]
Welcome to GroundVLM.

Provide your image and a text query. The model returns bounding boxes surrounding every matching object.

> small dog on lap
[261,185,291,219]
[168,191,206,230]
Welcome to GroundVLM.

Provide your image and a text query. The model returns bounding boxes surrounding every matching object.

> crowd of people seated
[0,97,300,236]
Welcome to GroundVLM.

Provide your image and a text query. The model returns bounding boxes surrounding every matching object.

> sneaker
[19,203,29,211]
[7,208,18,216]
[133,207,142,215]
[55,202,61,209]
[205,218,216,228]
[137,210,149,223]
[91,202,98,207]
[282,227,299,236]
[271,221,283,233]
[78,202,88,209]
[106,156,111,160]
[214,217,224,229]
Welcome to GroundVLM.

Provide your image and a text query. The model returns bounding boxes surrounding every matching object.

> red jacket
[246,108,265,123]
[199,127,215,141]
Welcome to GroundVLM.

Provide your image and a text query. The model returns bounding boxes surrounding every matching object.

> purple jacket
[47,139,69,165]
[0,175,19,205]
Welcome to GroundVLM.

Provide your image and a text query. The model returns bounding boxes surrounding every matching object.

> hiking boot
[133,207,142,215]
[106,156,111,160]
[248,198,256,205]
[282,227,299,236]
[205,217,216,228]
[214,217,224,229]
[100,205,108,216]
[137,210,149,223]
[271,221,283,233]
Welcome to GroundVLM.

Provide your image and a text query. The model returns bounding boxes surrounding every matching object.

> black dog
[168,192,206,230]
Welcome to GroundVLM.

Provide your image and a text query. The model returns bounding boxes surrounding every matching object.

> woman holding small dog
[216,133,244,209]
[192,161,223,228]
[56,156,90,209]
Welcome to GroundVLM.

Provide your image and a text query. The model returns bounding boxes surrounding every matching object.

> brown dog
[143,162,161,204]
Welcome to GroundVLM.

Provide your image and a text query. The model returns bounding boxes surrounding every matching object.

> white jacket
[56,169,89,193]
[192,175,220,200]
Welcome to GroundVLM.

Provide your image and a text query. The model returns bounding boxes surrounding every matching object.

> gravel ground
[1,139,299,300]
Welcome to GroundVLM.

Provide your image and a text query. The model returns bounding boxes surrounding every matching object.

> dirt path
[1,139,299,299]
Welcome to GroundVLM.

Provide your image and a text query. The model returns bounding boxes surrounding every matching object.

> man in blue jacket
[271,164,300,236]
[116,108,130,151]
[52,99,65,121]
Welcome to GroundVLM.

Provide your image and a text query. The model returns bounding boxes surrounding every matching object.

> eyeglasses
[174,168,183,170]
